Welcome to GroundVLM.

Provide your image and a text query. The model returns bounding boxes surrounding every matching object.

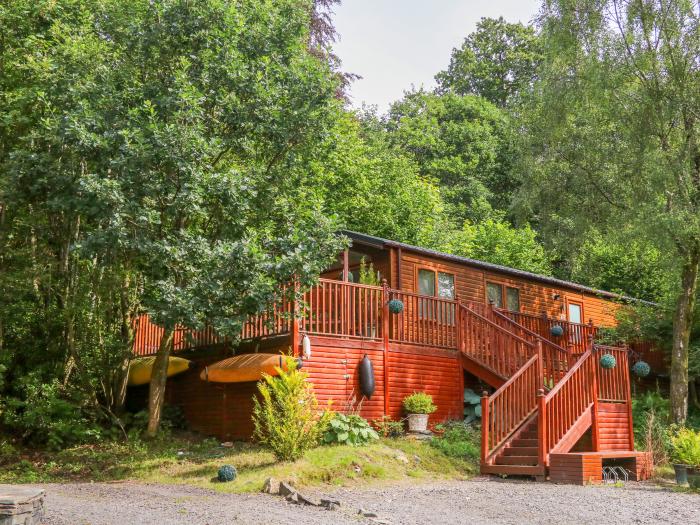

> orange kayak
[200,353,298,383]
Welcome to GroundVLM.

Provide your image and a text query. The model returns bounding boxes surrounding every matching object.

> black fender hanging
[358,354,375,399]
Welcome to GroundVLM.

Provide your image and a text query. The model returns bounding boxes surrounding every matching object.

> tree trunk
[146,326,175,437]
[670,250,700,424]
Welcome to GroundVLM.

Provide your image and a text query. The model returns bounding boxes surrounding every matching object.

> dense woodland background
[0,0,699,446]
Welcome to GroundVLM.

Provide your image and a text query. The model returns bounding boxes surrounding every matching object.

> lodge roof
[342,230,653,305]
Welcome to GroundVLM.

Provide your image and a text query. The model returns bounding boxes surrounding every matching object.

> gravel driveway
[38,478,698,525]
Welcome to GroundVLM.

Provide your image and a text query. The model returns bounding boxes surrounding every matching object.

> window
[486,282,520,312]
[486,282,503,307]
[506,287,520,312]
[568,302,582,324]
[417,268,455,321]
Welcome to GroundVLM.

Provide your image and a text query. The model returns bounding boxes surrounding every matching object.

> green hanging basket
[550,325,564,337]
[388,299,404,314]
[599,353,617,369]
[632,360,651,378]
[217,464,237,482]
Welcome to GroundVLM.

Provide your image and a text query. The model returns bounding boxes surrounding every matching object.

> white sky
[332,0,542,113]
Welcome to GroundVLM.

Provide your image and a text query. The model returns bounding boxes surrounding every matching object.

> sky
[332,0,541,113]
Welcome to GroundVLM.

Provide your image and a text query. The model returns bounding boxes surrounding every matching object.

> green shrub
[431,421,480,459]
[323,413,378,446]
[373,416,405,438]
[632,391,672,464]
[671,428,700,467]
[252,357,331,461]
[402,392,437,414]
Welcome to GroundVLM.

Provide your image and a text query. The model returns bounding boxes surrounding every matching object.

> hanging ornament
[302,334,311,360]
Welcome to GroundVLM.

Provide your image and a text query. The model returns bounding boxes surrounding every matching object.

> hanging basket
[599,353,617,369]
[632,360,651,378]
[217,464,237,482]
[550,325,564,337]
[388,299,404,314]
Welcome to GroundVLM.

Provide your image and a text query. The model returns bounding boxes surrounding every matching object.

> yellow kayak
[128,356,191,386]
[200,353,297,383]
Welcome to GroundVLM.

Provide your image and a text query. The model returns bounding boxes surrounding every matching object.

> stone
[394,454,409,464]
[285,492,299,504]
[261,477,281,495]
[321,498,340,511]
[278,481,296,497]
[0,486,45,525]
[297,493,321,506]
[221,441,234,447]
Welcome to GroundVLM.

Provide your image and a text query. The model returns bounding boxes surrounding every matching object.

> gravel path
[36,478,699,525]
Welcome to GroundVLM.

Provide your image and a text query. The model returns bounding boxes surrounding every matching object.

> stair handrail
[481,351,540,465]
[489,307,574,388]
[460,304,536,379]
[539,349,597,466]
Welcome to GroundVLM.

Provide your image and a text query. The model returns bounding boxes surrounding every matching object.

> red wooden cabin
[131,231,652,483]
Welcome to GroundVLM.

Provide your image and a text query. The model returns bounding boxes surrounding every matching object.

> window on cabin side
[486,282,503,307]
[506,287,520,312]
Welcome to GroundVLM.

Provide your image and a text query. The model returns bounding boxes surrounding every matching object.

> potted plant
[671,427,700,487]
[402,392,437,433]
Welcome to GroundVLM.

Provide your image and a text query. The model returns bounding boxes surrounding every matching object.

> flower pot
[688,468,700,489]
[673,464,689,486]
[407,413,429,433]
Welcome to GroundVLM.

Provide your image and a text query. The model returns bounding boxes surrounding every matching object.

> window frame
[416,266,456,300]
[485,281,521,312]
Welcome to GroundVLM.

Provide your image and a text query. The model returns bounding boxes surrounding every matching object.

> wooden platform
[549,451,652,485]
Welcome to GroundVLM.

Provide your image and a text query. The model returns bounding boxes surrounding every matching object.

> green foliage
[252,358,331,461]
[373,416,405,438]
[402,392,437,415]
[217,464,237,482]
[430,421,480,459]
[385,90,517,222]
[388,299,404,314]
[632,361,651,378]
[436,17,542,107]
[323,413,379,446]
[671,428,700,467]
[442,217,552,274]
[633,392,672,465]
[357,257,380,286]
[599,354,617,369]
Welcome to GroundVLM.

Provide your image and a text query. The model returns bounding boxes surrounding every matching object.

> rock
[413,454,421,463]
[278,481,296,498]
[321,499,340,511]
[261,477,280,495]
[221,441,234,447]
[361,510,379,517]
[394,454,409,464]
[285,492,299,504]
[0,486,45,525]
[297,493,321,506]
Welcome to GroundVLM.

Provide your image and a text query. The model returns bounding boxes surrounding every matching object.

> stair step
[503,446,538,456]
[512,438,538,447]
[481,464,545,476]
[495,455,539,466]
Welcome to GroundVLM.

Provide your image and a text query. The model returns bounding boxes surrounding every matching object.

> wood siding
[398,250,619,327]
[597,402,633,451]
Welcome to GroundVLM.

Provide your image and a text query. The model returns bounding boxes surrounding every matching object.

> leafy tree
[441,218,552,275]
[385,91,518,222]
[527,0,700,423]
[436,17,543,107]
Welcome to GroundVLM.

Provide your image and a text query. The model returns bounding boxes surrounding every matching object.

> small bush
[373,416,405,438]
[671,428,700,467]
[633,391,672,464]
[252,357,331,461]
[323,413,378,446]
[431,421,480,459]
[402,392,437,414]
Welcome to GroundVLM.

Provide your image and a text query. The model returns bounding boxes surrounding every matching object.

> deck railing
[481,353,540,464]
[489,307,572,389]
[540,349,596,463]
[300,279,384,339]
[388,289,457,348]
[133,315,221,356]
[460,305,535,379]
[500,310,597,356]
[594,345,630,402]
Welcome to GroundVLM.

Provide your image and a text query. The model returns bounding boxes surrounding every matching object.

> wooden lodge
[130,231,653,484]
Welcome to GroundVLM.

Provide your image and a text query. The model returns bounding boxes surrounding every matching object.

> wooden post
[591,348,601,452]
[537,388,547,468]
[536,340,544,389]
[291,280,300,355]
[624,347,635,450]
[382,280,390,417]
[481,391,489,465]
[342,248,349,282]
[455,296,462,352]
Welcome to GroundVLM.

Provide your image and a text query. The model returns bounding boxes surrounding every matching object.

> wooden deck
[549,451,653,484]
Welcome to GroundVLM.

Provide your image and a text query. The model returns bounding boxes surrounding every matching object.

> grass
[0,431,478,493]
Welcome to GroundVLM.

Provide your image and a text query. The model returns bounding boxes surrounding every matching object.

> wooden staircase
[457,303,635,480]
